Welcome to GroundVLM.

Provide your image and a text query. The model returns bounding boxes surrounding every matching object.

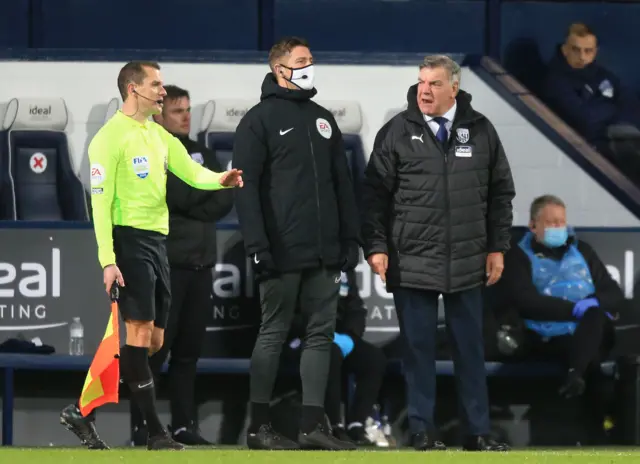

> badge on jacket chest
[455,128,469,144]
[455,145,472,157]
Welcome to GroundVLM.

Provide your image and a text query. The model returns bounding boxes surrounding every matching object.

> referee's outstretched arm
[163,129,243,190]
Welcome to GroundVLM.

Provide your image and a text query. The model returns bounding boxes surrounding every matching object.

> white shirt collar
[423,101,457,124]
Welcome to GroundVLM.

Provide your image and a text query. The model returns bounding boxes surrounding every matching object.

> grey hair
[529,194,566,221]
[419,55,462,85]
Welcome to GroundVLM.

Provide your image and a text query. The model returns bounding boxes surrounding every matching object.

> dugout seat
[1,98,89,221]
[383,106,406,125]
[104,97,121,123]
[197,99,258,226]
[0,104,16,220]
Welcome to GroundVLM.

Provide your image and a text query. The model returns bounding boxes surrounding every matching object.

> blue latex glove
[572,298,599,319]
[333,333,355,358]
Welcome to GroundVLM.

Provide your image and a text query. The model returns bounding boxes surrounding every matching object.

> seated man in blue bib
[502,194,623,399]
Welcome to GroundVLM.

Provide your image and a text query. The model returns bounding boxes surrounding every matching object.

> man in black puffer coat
[362,55,515,452]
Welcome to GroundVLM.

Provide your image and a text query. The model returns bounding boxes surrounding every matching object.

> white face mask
[287,64,315,90]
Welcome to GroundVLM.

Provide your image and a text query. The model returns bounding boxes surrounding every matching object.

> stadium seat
[104,97,120,123]
[1,98,89,221]
[0,104,17,219]
[383,106,406,125]
[84,97,122,220]
[197,99,258,225]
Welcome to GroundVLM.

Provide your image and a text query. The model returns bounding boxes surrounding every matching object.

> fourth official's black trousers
[131,267,212,431]
[249,267,340,431]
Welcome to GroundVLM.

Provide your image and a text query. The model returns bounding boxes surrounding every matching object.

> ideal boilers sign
[0,228,106,353]
[0,246,61,328]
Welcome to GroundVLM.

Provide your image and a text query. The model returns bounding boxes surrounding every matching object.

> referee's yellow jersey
[88,110,228,268]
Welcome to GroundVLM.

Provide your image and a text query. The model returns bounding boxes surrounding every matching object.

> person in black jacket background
[233,36,360,451]
[362,55,515,452]
[129,85,233,446]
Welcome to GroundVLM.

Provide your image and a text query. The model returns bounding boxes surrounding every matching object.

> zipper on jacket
[444,148,451,292]
[437,130,451,293]
[306,125,324,262]
[423,125,453,292]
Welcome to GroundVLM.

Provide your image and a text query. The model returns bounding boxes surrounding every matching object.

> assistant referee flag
[79,290,121,417]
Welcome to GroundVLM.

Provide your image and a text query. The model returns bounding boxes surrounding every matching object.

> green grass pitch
[5,448,640,464]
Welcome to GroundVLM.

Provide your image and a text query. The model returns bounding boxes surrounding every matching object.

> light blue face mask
[543,226,568,248]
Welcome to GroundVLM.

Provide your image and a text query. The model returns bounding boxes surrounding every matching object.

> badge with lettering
[132,156,150,179]
[455,146,472,158]
[91,163,105,186]
[316,118,332,139]
[456,128,469,144]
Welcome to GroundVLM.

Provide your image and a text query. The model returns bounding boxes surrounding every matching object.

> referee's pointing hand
[219,168,244,188]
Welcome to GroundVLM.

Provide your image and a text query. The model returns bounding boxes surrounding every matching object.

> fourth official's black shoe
[247,424,300,450]
[298,423,357,450]
[147,431,185,450]
[463,435,510,451]
[333,425,357,444]
[411,432,447,451]
[59,403,109,450]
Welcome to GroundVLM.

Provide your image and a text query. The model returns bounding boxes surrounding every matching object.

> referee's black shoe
[147,431,186,451]
[59,403,109,450]
[298,423,357,450]
[247,424,300,450]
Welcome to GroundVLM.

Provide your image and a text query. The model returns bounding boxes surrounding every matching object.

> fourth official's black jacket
[233,73,360,272]
[362,86,516,293]
[166,135,234,269]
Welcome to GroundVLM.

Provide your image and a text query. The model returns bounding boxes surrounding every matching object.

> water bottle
[339,272,349,297]
[69,317,84,356]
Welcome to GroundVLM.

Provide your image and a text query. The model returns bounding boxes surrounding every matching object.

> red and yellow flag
[79,301,120,417]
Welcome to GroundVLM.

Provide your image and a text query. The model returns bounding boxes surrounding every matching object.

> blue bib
[518,232,595,338]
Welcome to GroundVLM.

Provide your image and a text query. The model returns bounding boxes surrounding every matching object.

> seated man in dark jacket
[543,23,640,169]
[502,194,623,401]
[284,269,387,446]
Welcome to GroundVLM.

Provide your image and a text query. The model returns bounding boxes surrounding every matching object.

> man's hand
[367,253,388,283]
[219,168,244,188]
[485,252,504,286]
[103,264,125,294]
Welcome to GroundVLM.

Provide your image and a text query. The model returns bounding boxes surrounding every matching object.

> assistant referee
[59,61,243,451]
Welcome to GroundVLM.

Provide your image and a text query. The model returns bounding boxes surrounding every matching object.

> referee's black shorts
[113,225,171,329]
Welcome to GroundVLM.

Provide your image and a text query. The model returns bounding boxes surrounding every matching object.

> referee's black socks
[120,344,165,436]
